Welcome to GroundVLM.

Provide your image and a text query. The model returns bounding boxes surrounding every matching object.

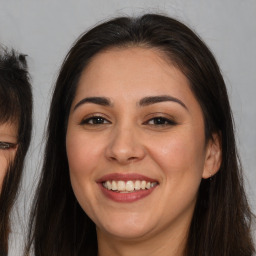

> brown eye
[146,117,176,126]
[81,116,110,125]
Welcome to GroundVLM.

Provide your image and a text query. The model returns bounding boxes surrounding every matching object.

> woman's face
[66,47,221,241]
[0,122,18,192]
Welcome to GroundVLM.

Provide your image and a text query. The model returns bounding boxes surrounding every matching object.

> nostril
[109,156,136,161]
[128,157,137,161]
[107,155,140,163]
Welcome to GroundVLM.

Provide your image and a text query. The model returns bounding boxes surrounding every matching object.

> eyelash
[143,117,176,126]
[0,142,17,150]
[80,115,111,125]
[80,115,176,127]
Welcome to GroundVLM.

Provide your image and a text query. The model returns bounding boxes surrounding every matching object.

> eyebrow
[73,95,188,111]
[73,97,112,111]
[139,95,188,110]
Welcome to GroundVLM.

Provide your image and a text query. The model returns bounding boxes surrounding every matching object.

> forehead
[74,47,193,101]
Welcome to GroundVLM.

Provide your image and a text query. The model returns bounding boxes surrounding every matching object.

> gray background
[0,0,255,254]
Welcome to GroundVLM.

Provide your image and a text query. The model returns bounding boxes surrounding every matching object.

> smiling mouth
[98,173,159,202]
[102,180,158,193]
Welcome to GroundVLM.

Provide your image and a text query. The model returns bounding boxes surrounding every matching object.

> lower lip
[99,184,158,203]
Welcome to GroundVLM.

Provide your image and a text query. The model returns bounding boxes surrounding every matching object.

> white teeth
[141,180,146,189]
[102,180,158,192]
[106,181,112,190]
[126,181,134,192]
[112,180,117,191]
[134,180,141,190]
[117,181,125,191]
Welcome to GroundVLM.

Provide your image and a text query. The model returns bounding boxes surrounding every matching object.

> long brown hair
[26,14,255,255]
[0,48,33,255]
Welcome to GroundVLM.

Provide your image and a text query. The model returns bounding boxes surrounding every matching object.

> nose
[105,127,146,165]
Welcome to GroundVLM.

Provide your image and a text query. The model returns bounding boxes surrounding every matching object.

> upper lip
[97,173,158,183]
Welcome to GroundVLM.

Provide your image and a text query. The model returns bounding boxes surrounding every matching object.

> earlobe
[202,133,222,179]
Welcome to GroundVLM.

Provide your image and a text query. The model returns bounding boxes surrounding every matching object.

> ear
[202,133,222,179]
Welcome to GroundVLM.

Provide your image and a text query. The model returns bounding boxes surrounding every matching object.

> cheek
[145,131,206,221]
[147,129,206,180]
[66,130,107,209]
[66,132,105,177]
[66,134,98,214]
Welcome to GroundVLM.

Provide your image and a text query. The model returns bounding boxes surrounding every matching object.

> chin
[97,216,155,240]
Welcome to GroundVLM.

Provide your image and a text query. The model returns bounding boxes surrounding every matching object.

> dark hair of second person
[26,14,255,256]
[0,48,33,256]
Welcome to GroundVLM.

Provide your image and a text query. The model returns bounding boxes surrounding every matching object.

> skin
[0,122,18,192]
[66,47,221,256]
